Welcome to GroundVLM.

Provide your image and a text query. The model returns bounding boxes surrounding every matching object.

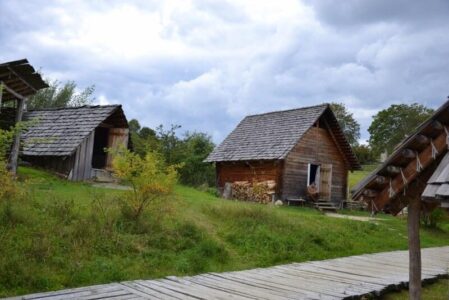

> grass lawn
[348,163,379,191]
[382,279,449,299]
[0,167,448,297]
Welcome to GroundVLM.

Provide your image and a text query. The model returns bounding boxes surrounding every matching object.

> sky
[1,0,449,144]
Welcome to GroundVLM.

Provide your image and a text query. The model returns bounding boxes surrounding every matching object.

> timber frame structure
[352,99,449,299]
[0,59,48,174]
[206,104,360,204]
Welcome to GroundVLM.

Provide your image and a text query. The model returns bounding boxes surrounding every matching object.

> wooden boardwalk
[7,246,449,300]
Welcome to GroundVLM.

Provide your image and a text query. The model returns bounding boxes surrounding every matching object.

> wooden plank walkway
[6,246,449,300]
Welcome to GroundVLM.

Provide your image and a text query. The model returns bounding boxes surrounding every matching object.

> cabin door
[319,164,332,200]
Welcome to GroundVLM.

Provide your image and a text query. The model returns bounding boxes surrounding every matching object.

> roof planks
[205,103,360,170]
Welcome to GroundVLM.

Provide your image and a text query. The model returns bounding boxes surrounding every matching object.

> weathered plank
[7,246,449,300]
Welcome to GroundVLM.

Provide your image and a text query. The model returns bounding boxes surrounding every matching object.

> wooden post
[407,194,422,299]
[7,97,26,175]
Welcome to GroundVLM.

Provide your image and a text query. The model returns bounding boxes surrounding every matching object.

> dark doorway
[92,127,109,168]
[308,164,320,187]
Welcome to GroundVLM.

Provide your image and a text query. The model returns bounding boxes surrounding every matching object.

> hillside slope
[1,167,448,297]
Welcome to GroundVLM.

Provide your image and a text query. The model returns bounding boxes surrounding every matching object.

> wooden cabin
[21,105,130,181]
[205,104,360,205]
[0,59,48,174]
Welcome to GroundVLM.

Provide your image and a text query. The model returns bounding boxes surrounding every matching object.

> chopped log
[373,175,387,185]
[431,120,443,131]
[415,134,430,146]
[363,189,378,197]
[386,165,401,174]
[401,149,416,159]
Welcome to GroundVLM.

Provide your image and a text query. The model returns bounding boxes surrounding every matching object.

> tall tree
[27,80,95,110]
[368,103,434,157]
[330,102,360,147]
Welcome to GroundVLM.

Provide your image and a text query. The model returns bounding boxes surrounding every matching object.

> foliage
[110,147,178,220]
[330,102,361,147]
[129,121,216,187]
[27,80,95,110]
[128,119,159,158]
[1,166,449,297]
[368,103,434,157]
[177,132,216,187]
[352,144,377,165]
[422,208,448,229]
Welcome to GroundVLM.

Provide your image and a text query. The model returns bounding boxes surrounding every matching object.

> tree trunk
[408,195,422,300]
[7,97,25,175]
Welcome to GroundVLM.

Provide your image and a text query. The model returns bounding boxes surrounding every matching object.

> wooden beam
[408,193,422,299]
[0,81,25,100]
[7,97,26,175]
[374,131,447,210]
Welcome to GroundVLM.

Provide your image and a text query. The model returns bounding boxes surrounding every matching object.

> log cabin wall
[216,160,283,194]
[282,124,348,203]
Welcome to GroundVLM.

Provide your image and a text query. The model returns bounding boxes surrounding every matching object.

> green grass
[382,279,449,299]
[0,166,448,297]
[348,163,379,191]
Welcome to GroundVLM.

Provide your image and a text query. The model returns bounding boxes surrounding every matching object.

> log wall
[216,160,283,194]
[282,125,349,203]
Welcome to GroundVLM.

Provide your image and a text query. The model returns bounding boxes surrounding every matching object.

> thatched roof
[22,105,127,156]
[205,103,360,170]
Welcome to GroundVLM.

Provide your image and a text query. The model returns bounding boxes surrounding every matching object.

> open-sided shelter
[0,59,48,174]
[206,104,360,204]
[21,105,130,181]
[352,99,449,299]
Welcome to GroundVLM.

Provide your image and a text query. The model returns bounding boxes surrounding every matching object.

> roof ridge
[27,104,121,112]
[246,103,329,118]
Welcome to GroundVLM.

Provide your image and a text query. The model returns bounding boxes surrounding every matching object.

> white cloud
[1,0,449,144]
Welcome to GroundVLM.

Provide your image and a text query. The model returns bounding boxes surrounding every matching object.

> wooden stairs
[314,200,339,212]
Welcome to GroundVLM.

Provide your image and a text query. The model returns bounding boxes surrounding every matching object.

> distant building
[21,105,130,181]
[205,104,360,205]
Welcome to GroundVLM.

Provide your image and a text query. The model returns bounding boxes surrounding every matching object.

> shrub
[110,147,179,220]
[422,208,447,228]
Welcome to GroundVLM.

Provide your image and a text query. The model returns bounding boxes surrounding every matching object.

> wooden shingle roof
[422,152,449,208]
[205,104,360,170]
[0,59,48,101]
[22,105,127,156]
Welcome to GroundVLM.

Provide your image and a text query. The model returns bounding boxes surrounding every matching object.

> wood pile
[231,180,276,204]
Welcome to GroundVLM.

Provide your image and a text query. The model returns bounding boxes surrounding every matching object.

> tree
[352,144,376,165]
[330,103,360,147]
[178,132,216,186]
[368,103,434,157]
[27,80,95,110]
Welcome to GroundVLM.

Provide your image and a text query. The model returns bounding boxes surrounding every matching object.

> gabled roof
[0,59,48,101]
[22,105,127,156]
[205,103,360,170]
[351,99,449,213]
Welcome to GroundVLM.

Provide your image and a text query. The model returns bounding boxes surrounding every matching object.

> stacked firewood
[231,180,276,204]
